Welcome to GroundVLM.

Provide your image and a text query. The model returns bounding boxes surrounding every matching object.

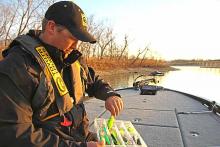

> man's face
[50,23,78,55]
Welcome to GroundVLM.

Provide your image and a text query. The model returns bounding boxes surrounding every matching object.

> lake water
[101,66,220,104]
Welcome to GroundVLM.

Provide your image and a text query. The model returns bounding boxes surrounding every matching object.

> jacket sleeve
[86,67,120,101]
[0,49,86,147]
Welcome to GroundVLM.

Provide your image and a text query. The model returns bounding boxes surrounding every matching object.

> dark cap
[45,1,96,43]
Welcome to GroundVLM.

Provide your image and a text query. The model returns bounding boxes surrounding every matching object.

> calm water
[102,66,220,104]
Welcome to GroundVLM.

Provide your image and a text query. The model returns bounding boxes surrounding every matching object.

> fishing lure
[107,116,115,129]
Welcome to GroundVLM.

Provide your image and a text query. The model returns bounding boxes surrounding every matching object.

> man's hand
[105,96,123,116]
[87,140,105,147]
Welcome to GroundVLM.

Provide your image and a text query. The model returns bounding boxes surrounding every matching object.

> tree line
[0,0,167,69]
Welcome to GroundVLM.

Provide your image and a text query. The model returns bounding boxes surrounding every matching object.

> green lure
[107,116,115,129]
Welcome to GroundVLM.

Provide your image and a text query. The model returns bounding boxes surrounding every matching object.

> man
[0,1,123,147]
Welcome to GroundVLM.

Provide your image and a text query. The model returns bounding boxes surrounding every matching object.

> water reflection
[101,73,141,89]
[158,66,220,104]
[101,66,220,104]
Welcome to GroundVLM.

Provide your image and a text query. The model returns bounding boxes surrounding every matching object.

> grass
[85,57,169,71]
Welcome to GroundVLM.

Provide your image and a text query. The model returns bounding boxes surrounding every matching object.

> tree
[0,0,57,49]
[97,27,114,59]
[139,43,151,66]
[78,15,102,58]
[130,46,149,66]
[0,3,15,46]
[118,35,129,60]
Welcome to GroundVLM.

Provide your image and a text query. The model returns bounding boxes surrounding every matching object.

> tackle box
[94,118,147,147]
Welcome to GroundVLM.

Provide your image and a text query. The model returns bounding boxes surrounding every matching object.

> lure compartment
[94,118,147,147]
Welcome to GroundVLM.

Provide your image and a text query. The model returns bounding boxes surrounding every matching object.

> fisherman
[0,1,123,146]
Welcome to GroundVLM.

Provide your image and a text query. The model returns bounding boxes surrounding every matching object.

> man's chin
[63,50,73,58]
[64,49,72,55]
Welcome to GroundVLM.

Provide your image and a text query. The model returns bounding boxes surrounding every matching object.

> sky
[73,0,220,60]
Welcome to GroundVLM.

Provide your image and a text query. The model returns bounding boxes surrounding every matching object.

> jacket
[0,30,120,147]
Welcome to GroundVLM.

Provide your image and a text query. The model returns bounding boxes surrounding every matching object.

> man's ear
[46,20,56,35]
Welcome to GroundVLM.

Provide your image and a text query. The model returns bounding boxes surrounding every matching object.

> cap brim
[68,27,96,44]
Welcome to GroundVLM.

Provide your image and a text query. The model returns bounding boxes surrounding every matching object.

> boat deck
[84,88,220,147]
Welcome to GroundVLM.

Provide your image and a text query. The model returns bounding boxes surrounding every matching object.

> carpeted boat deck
[85,89,220,147]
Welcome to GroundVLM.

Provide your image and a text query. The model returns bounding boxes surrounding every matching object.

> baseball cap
[45,1,96,43]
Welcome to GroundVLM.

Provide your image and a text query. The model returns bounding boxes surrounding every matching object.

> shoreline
[96,66,177,77]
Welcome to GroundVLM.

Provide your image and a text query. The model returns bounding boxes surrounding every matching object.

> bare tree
[16,0,46,36]
[78,15,102,58]
[97,27,114,59]
[130,46,149,66]
[108,39,118,58]
[0,4,9,39]
[139,43,151,66]
[0,0,57,48]
[4,4,18,46]
[74,15,129,61]
[118,34,129,60]
[0,3,15,46]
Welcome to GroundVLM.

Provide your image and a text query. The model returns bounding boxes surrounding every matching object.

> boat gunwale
[115,87,220,114]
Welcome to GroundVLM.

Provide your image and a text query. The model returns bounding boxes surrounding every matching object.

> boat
[148,71,165,76]
[84,74,220,147]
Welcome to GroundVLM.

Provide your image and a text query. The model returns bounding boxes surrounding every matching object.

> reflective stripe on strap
[35,46,68,96]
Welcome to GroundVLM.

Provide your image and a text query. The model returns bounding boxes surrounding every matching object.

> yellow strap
[71,60,84,104]
[35,46,68,96]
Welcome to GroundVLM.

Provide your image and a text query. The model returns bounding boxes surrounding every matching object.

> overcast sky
[74,0,220,60]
